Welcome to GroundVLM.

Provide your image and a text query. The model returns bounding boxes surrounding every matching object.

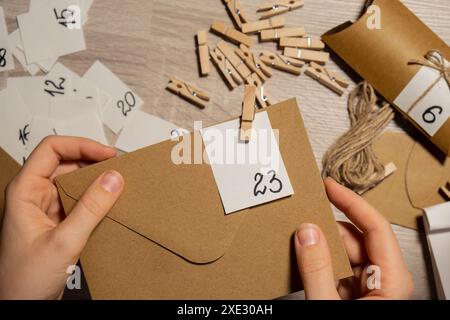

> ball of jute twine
[322,81,394,194]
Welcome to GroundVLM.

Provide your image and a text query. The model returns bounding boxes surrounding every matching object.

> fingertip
[296,223,321,248]
[99,170,124,194]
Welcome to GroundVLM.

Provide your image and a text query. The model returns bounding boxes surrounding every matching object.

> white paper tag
[50,98,99,120]
[394,61,450,137]
[0,7,15,72]
[201,112,294,214]
[115,109,185,152]
[8,63,74,116]
[54,112,108,146]
[0,87,33,164]
[424,202,450,299]
[18,0,86,64]
[83,61,143,133]
[8,29,41,76]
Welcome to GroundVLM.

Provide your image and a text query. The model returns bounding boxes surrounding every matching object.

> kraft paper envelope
[322,0,450,155]
[364,131,450,230]
[55,99,352,299]
[0,148,21,221]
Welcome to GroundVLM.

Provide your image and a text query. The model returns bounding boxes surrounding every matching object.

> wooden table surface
[1,0,449,300]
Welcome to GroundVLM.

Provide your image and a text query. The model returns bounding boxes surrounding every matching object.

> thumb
[294,223,340,300]
[55,170,124,254]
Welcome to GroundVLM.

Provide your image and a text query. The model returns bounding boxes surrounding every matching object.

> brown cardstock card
[55,99,353,299]
[363,131,450,230]
[322,0,450,155]
[0,148,21,221]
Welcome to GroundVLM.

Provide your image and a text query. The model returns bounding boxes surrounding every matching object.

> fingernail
[100,171,123,193]
[296,224,319,247]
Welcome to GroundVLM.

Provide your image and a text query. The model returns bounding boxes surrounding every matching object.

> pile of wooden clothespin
[166,0,350,141]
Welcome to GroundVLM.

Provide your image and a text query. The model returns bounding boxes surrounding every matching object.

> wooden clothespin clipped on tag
[283,47,329,64]
[223,0,248,30]
[280,36,325,50]
[357,162,397,195]
[217,41,252,80]
[210,47,243,89]
[197,30,210,76]
[235,44,272,82]
[166,77,210,109]
[305,62,350,96]
[240,85,257,142]
[211,21,254,48]
[241,16,285,34]
[259,50,304,75]
[257,0,304,19]
[245,73,273,108]
[440,181,450,200]
[260,26,306,41]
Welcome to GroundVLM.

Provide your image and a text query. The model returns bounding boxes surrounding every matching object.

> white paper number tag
[115,110,185,152]
[394,62,450,137]
[0,7,15,72]
[201,111,294,214]
[0,87,33,164]
[83,61,143,133]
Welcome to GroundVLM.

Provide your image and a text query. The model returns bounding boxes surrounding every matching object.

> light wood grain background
[1,0,449,300]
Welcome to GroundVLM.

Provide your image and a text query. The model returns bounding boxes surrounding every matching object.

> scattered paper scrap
[0,87,33,164]
[115,110,186,152]
[54,112,108,145]
[424,202,450,300]
[8,29,40,75]
[0,7,15,72]
[17,0,86,64]
[83,61,143,133]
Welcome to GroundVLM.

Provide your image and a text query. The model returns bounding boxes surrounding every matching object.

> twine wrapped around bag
[406,50,450,114]
[322,81,394,194]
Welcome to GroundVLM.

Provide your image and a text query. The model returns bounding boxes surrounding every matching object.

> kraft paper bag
[56,99,353,299]
[0,148,21,221]
[322,0,450,155]
[364,131,450,230]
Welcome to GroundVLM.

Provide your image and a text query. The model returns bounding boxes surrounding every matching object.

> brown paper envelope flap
[0,148,21,221]
[363,131,421,229]
[405,141,450,209]
[56,135,246,264]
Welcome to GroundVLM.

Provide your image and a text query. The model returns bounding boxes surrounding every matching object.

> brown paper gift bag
[322,0,450,155]
[56,99,352,299]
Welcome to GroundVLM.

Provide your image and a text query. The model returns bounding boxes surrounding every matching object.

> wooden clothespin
[211,21,254,48]
[440,181,450,200]
[197,30,210,76]
[260,26,306,41]
[240,85,257,142]
[283,47,329,64]
[357,162,397,195]
[257,0,304,19]
[259,50,304,75]
[305,62,350,96]
[245,73,273,108]
[235,44,272,82]
[217,41,252,80]
[166,77,210,109]
[223,0,249,30]
[279,36,325,50]
[241,16,285,34]
[210,47,243,89]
